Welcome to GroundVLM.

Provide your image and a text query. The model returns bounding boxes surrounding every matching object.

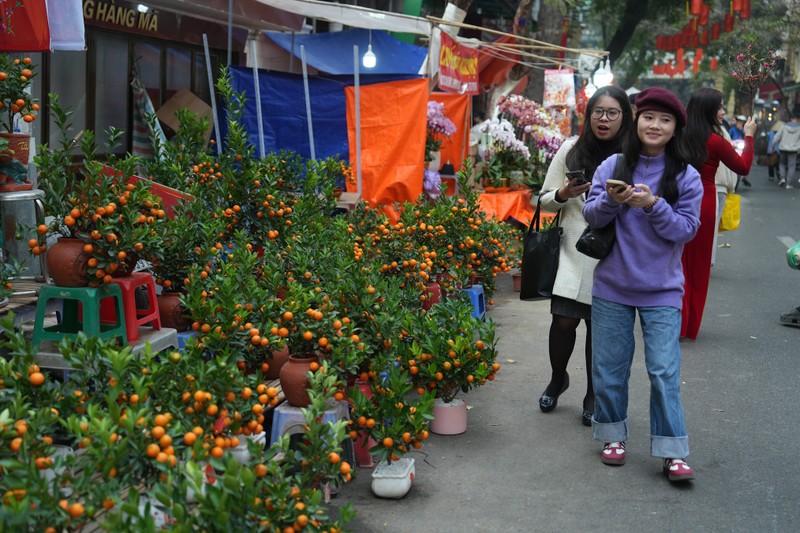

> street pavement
[333,162,800,532]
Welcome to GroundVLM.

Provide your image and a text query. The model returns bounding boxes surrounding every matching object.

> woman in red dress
[681,88,755,340]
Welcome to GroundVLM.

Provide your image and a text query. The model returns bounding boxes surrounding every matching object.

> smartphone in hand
[606,179,629,189]
[566,170,588,186]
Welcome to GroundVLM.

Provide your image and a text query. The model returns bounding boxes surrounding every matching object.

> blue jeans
[591,297,689,459]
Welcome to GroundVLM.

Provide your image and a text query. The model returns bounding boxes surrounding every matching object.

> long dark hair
[622,110,691,205]
[565,85,633,179]
[683,87,724,168]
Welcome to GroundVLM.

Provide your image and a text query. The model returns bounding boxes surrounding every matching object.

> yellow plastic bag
[719,193,740,232]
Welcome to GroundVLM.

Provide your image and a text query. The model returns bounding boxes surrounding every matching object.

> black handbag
[575,221,616,259]
[575,154,623,260]
[520,196,562,301]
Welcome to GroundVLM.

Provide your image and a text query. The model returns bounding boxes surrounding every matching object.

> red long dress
[680,134,753,340]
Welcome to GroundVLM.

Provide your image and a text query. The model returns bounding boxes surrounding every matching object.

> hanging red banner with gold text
[438,32,479,95]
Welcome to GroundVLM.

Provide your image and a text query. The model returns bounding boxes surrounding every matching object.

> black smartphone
[566,170,588,186]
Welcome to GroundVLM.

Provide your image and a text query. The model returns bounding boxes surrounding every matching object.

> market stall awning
[255,0,432,35]
[266,29,427,75]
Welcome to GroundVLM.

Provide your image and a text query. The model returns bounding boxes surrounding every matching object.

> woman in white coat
[537,85,633,425]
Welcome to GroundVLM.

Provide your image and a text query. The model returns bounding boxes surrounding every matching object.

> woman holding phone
[583,87,703,482]
[537,85,632,426]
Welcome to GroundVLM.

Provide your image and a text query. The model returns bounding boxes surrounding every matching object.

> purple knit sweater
[582,153,703,309]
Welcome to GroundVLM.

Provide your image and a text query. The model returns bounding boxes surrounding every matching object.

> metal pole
[227,0,233,66]
[300,45,316,161]
[353,45,362,198]
[203,34,223,153]
[251,39,266,159]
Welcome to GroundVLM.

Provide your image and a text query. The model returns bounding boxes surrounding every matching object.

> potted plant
[397,296,500,435]
[32,95,166,286]
[0,53,39,192]
[474,117,530,190]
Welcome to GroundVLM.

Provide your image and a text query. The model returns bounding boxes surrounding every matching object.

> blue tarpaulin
[265,28,427,75]
[225,66,418,161]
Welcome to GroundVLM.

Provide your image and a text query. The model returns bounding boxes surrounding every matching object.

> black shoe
[581,410,593,426]
[742,178,752,187]
[539,373,569,412]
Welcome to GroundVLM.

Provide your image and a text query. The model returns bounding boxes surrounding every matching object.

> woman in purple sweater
[582,87,703,483]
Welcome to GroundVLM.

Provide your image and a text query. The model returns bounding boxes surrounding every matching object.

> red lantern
[712,22,721,40]
[676,48,685,64]
[710,57,718,71]
[700,29,709,46]
[690,0,703,16]
[699,4,710,25]
[692,48,704,73]
[741,0,750,19]
[732,0,743,11]
[724,13,734,32]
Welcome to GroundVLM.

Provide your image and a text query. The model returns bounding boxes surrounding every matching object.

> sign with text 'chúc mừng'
[438,32,478,95]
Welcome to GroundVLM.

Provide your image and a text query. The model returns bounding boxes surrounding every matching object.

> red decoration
[690,0,703,16]
[710,57,718,71]
[732,0,743,11]
[712,22,721,40]
[692,48,704,73]
[724,13,734,32]
[741,0,750,19]
[699,4,710,26]
[700,29,709,46]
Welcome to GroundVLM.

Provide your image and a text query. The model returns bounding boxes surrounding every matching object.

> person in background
[538,86,633,426]
[766,112,785,183]
[728,115,752,187]
[681,88,755,340]
[583,87,702,483]
[712,128,737,267]
[774,106,800,189]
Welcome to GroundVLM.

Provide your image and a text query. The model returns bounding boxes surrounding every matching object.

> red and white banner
[438,32,478,95]
[0,0,85,52]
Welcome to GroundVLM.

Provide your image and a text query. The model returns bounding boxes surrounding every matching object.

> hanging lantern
[692,48,704,73]
[741,0,750,19]
[690,0,703,16]
[732,0,743,11]
[699,4,710,26]
[724,13,734,32]
[712,22,721,40]
[710,57,718,71]
[676,48,685,65]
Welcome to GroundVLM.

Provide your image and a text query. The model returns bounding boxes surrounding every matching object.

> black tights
[545,314,594,411]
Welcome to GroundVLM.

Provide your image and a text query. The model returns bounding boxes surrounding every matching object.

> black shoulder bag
[520,196,562,300]
[575,154,624,260]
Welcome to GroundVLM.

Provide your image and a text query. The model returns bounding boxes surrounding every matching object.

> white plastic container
[371,457,415,499]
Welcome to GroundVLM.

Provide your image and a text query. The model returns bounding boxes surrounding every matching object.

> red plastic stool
[100,272,161,341]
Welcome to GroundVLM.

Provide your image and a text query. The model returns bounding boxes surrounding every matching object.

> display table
[478,188,555,226]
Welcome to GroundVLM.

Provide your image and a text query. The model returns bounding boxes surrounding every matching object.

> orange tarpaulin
[345,79,428,217]
[430,92,470,172]
[478,189,550,226]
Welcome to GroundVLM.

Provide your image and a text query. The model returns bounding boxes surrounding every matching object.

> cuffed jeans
[591,296,689,459]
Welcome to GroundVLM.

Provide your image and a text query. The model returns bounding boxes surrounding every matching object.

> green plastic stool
[33,284,128,349]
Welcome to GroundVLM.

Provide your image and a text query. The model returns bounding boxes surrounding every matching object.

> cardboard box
[156,88,213,140]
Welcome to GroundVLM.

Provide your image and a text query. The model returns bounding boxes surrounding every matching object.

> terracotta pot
[279,354,319,407]
[422,281,441,311]
[111,252,138,277]
[157,291,190,331]
[265,344,290,379]
[354,430,377,468]
[46,237,90,287]
[429,397,468,435]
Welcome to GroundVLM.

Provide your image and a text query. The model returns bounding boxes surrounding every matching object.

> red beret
[634,87,687,128]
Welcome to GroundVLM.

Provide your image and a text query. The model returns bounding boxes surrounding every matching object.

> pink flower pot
[429,397,468,435]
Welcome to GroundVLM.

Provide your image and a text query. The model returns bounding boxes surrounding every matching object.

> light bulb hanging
[362,29,377,69]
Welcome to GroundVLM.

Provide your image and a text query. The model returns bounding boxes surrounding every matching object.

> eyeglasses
[591,108,622,121]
